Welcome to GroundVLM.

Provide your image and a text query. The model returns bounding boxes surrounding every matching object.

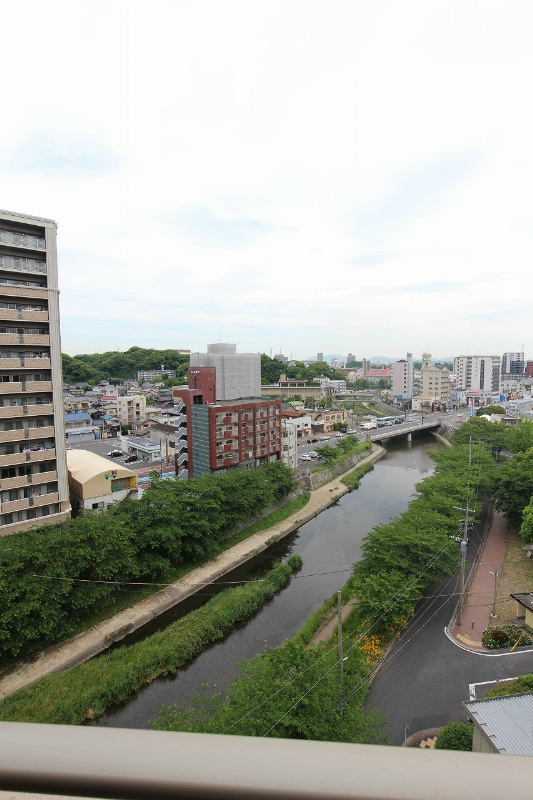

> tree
[519,498,533,544]
[153,639,385,744]
[476,405,506,416]
[491,448,533,524]
[435,721,473,751]
[506,420,533,454]
[452,416,507,455]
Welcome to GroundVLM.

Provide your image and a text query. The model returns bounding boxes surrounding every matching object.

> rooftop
[464,693,533,755]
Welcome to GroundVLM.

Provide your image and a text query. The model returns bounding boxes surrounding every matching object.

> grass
[341,462,375,488]
[493,526,533,622]
[0,561,300,725]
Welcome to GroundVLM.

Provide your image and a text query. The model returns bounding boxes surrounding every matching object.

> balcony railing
[0,230,46,249]
[0,254,46,274]
[0,722,530,800]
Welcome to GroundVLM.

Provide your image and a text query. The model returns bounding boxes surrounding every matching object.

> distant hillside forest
[62,348,191,386]
[62,349,362,389]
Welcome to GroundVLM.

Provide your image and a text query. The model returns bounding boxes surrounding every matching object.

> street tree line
[0,463,297,659]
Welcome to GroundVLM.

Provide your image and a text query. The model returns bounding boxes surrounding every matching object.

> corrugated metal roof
[64,412,92,422]
[464,693,533,755]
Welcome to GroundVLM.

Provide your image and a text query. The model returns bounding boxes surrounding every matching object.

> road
[364,519,533,745]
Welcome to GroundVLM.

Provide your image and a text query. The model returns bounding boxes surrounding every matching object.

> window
[1,467,16,479]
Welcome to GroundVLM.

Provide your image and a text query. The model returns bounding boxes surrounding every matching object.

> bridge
[366,419,441,443]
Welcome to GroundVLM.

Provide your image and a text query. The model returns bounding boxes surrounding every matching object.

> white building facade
[190,343,261,401]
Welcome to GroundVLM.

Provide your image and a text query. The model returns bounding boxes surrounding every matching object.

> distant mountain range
[305,355,454,364]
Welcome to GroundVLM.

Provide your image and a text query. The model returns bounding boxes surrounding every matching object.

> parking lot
[66,437,169,473]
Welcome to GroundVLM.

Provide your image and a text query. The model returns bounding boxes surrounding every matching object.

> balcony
[0,722,530,800]
[0,230,46,249]
[0,284,47,300]
[0,403,53,419]
[0,333,50,346]
[0,309,48,323]
[0,469,57,491]
[32,491,59,508]
[0,448,54,468]
[0,254,47,274]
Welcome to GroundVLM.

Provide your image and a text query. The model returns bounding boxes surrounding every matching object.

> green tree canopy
[435,721,473,751]
[491,448,533,524]
[153,639,385,744]
[475,405,506,416]
[506,420,533,454]
[452,416,507,455]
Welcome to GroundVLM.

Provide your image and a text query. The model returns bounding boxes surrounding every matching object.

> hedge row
[0,462,297,658]
[0,558,302,725]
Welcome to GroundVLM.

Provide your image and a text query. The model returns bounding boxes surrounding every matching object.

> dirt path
[309,598,358,646]
[0,446,384,700]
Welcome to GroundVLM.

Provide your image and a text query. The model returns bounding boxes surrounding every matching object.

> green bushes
[0,559,302,725]
[0,462,297,659]
[482,625,532,650]
[315,439,371,473]
[341,462,374,488]
[486,674,533,696]
[435,721,473,751]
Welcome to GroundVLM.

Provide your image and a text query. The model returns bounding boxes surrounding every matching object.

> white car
[308,451,319,458]
[299,454,312,462]
[106,450,123,458]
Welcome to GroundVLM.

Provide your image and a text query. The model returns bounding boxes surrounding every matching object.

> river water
[93,434,441,729]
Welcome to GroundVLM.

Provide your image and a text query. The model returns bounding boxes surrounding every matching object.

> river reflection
[92,434,440,729]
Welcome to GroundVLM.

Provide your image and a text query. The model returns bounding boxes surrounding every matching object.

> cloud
[168,208,277,248]
[353,150,484,243]
[3,132,119,177]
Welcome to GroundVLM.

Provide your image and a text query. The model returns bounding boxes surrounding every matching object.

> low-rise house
[309,408,347,433]
[120,434,162,462]
[67,450,138,512]
[64,412,94,443]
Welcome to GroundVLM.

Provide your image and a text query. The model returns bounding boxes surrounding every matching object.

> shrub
[486,674,533,696]
[482,625,532,650]
[435,721,473,751]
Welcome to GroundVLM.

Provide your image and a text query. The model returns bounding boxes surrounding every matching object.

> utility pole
[457,437,472,626]
[337,591,343,688]
[490,571,499,618]
[337,591,344,718]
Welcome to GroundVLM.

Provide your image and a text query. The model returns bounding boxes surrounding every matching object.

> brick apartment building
[173,367,282,478]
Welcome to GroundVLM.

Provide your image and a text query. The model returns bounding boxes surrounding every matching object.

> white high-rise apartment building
[190,343,261,401]
[501,352,525,381]
[0,210,70,535]
[392,353,414,401]
[453,355,500,392]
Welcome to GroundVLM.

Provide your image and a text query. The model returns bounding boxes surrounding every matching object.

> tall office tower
[0,210,70,535]
[316,352,324,362]
[347,352,355,364]
[190,343,261,401]
[501,352,525,381]
[453,355,500,392]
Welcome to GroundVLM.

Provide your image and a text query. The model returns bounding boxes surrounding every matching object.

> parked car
[124,454,138,463]
[106,450,123,457]
[299,454,312,462]
[308,451,319,458]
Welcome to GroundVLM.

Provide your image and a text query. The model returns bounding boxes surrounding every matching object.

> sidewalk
[450,511,509,650]
[0,446,385,700]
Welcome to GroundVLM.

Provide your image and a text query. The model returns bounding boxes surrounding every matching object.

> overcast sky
[1,0,532,361]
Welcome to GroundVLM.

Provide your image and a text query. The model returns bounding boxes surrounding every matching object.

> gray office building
[0,210,70,535]
[189,343,261,401]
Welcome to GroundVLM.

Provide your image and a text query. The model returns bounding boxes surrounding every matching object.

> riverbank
[0,445,385,700]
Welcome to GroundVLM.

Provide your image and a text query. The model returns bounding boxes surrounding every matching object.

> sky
[1,0,532,362]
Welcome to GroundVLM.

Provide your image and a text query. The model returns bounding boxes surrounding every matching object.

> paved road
[364,514,533,745]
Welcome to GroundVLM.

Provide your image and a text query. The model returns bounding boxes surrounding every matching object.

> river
[93,434,441,729]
